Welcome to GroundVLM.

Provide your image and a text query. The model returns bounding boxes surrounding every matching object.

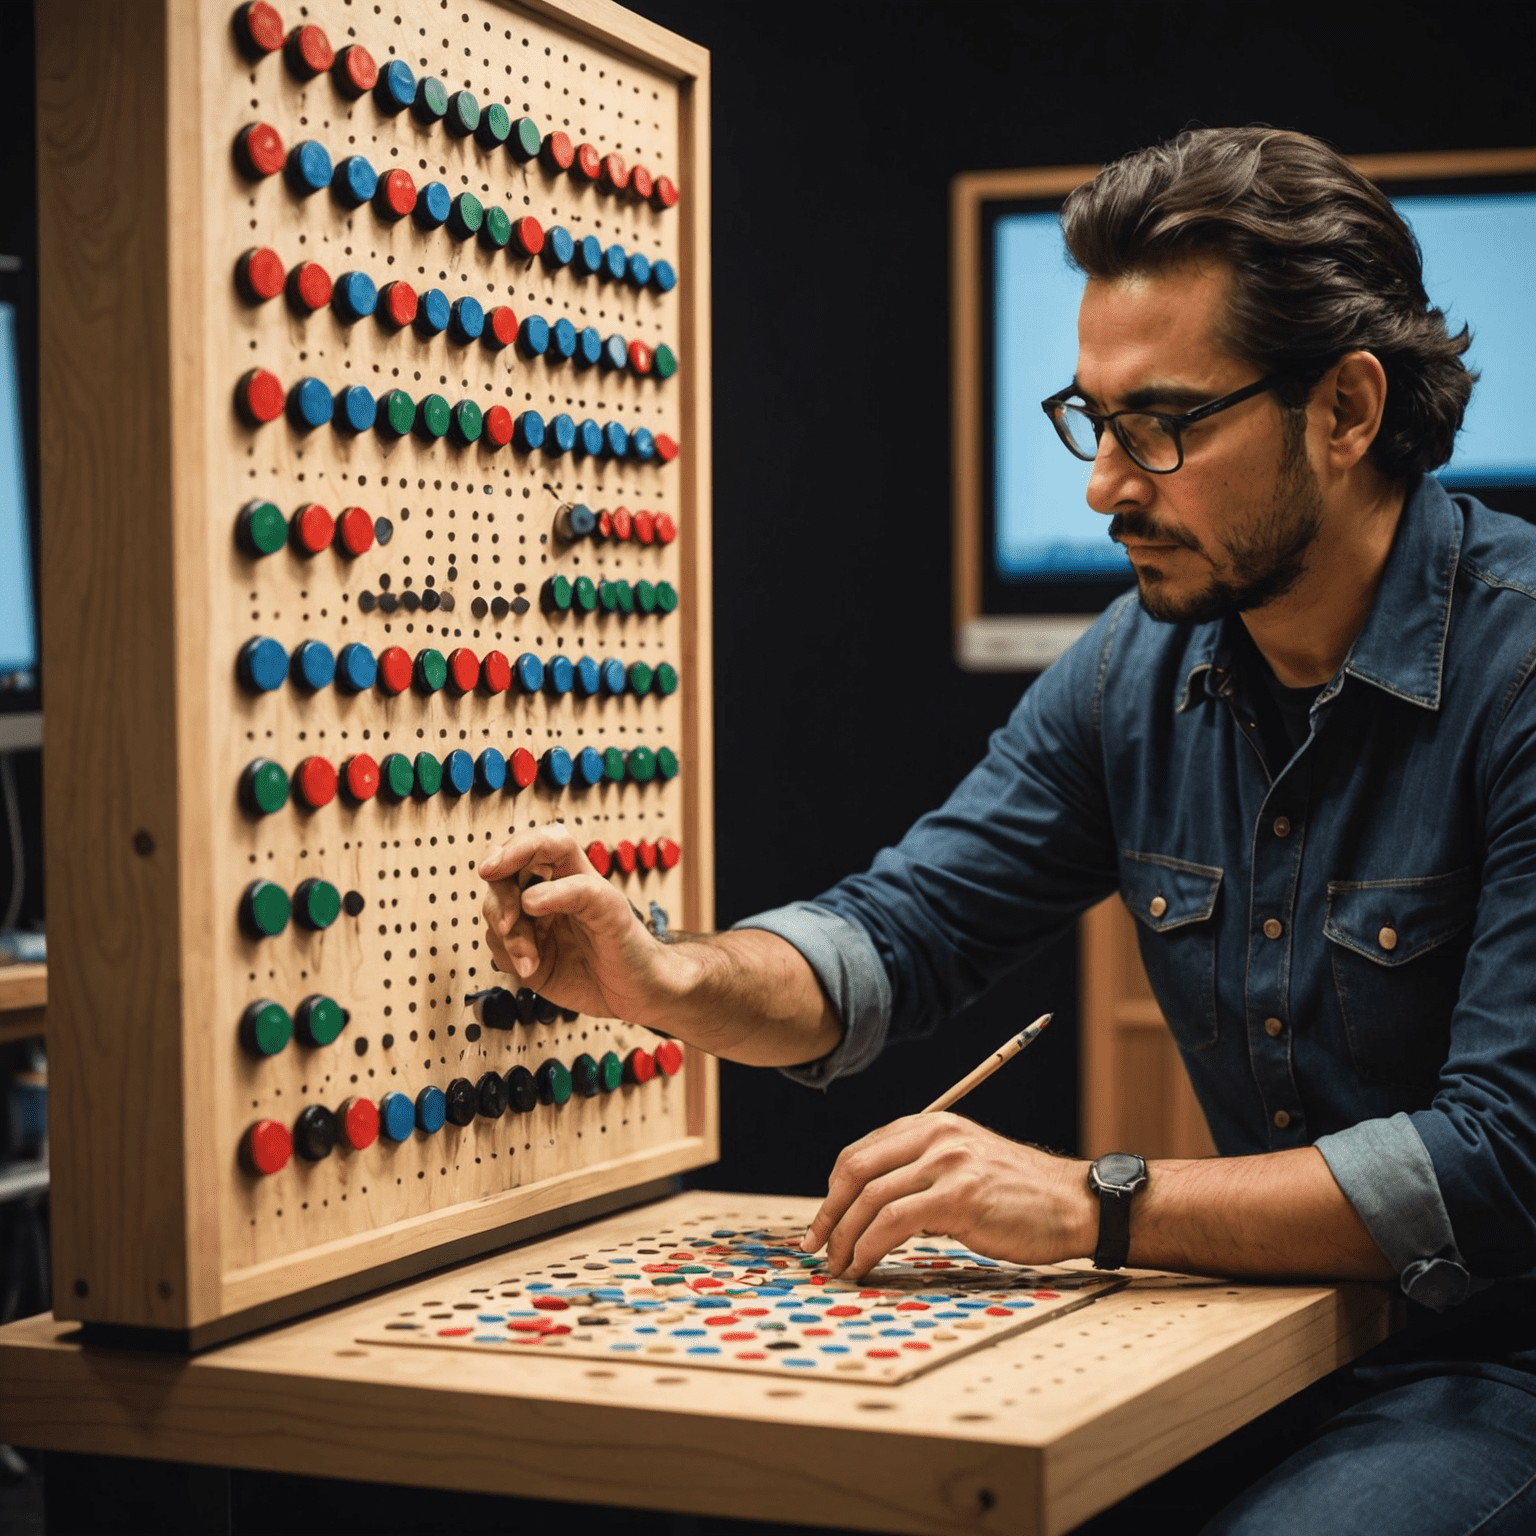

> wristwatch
[1087,1152,1149,1270]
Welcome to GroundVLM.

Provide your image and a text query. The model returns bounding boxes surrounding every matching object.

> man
[481,128,1536,1531]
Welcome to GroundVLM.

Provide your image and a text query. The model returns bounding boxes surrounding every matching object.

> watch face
[1093,1152,1147,1194]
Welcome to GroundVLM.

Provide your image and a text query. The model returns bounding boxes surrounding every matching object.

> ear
[1321,351,1388,471]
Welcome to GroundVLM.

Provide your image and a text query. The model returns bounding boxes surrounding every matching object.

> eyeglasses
[1040,373,1289,474]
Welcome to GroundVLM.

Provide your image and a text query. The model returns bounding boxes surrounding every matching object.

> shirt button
[1273,816,1291,837]
[1263,918,1283,940]
[1149,895,1168,918]
[1378,926,1398,951]
[1273,1110,1291,1129]
[1264,1017,1283,1037]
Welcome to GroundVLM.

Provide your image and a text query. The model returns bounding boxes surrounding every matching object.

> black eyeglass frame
[1040,372,1292,474]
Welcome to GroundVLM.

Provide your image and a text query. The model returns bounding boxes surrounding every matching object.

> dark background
[1,1,1534,1203]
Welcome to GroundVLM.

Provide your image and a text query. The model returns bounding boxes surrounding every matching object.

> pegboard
[39,0,713,1341]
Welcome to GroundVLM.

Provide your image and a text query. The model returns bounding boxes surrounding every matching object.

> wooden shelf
[0,962,45,1044]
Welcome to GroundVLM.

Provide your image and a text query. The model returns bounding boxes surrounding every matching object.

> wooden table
[0,1190,1397,1536]
[0,961,45,1046]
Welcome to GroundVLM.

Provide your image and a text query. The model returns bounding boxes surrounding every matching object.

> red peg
[654,1040,684,1076]
[284,23,333,78]
[574,143,601,182]
[481,651,512,694]
[243,1119,292,1176]
[624,1047,656,1084]
[599,153,629,194]
[637,839,657,872]
[629,164,654,202]
[628,340,654,376]
[376,168,417,221]
[378,280,418,330]
[334,43,377,97]
[654,513,677,545]
[335,506,374,557]
[342,753,379,802]
[585,841,612,876]
[509,748,538,789]
[339,1096,379,1150]
[657,837,681,870]
[654,434,679,463]
[234,2,285,56]
[288,260,332,314]
[290,503,334,555]
[447,647,480,694]
[651,175,679,211]
[294,755,338,809]
[236,368,284,425]
[377,645,413,695]
[236,246,286,303]
[595,509,612,541]
[614,840,637,875]
[541,131,574,173]
[483,405,513,448]
[235,121,285,179]
[485,306,518,350]
[633,510,656,545]
[610,507,633,542]
[511,216,544,258]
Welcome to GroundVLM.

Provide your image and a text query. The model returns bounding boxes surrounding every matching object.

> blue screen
[0,302,36,685]
[992,191,1536,581]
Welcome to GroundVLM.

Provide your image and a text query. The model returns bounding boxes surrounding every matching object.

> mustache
[1108,513,1204,554]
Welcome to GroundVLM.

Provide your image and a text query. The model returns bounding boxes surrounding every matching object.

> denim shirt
[740,476,1536,1309]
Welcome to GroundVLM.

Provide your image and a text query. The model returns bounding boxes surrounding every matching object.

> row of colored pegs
[232,4,678,209]
[241,1040,684,1175]
[553,505,676,545]
[240,876,348,938]
[240,994,348,1056]
[585,838,683,876]
[238,499,390,558]
[239,743,681,813]
[237,639,678,698]
[236,250,677,370]
[235,369,679,463]
[540,575,679,619]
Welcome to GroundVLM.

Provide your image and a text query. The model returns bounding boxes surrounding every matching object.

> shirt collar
[1177,474,1459,714]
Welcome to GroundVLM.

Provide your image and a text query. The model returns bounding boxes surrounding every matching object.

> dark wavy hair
[1059,127,1475,478]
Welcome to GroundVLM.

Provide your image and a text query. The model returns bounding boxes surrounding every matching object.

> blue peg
[375,59,416,114]
[291,639,336,691]
[285,140,332,195]
[630,425,656,462]
[334,385,377,434]
[288,377,334,430]
[601,333,628,371]
[574,746,604,787]
[443,749,475,796]
[238,636,288,693]
[518,315,550,357]
[650,259,678,293]
[544,654,574,695]
[514,652,545,692]
[332,155,377,207]
[514,411,545,452]
[627,251,652,288]
[600,656,627,695]
[574,235,604,278]
[576,418,604,456]
[449,296,485,344]
[550,317,577,361]
[475,748,507,793]
[337,642,377,693]
[416,287,450,336]
[542,746,573,788]
[602,420,629,458]
[547,413,577,455]
[574,654,601,697]
[575,326,603,368]
[414,180,452,229]
[379,1091,416,1142]
[602,243,628,282]
[332,270,378,323]
[542,225,575,268]
[415,1084,447,1134]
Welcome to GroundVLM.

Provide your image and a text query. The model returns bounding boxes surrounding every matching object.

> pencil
[921,1013,1053,1114]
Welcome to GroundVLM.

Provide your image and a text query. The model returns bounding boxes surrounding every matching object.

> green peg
[414,752,443,798]
[416,393,451,440]
[240,999,292,1058]
[237,500,287,557]
[509,115,541,162]
[603,747,626,783]
[479,204,511,251]
[476,101,510,149]
[573,575,597,612]
[241,879,291,938]
[656,581,678,613]
[653,344,678,380]
[380,752,415,801]
[635,580,657,615]
[615,581,635,616]
[538,1057,573,1106]
[296,878,341,930]
[628,746,657,783]
[445,90,481,137]
[240,758,290,816]
[379,388,415,438]
[572,1052,601,1097]
[298,993,346,1046]
[599,1050,623,1093]
[447,192,483,240]
[654,662,679,696]
[451,399,483,445]
[657,746,679,780]
[543,574,573,613]
[415,648,448,693]
[628,661,654,697]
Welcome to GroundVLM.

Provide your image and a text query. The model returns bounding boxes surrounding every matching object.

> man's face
[1074,260,1322,624]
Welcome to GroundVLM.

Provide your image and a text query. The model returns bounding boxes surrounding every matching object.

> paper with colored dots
[358,1219,1124,1383]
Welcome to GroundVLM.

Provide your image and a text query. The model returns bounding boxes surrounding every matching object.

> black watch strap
[1088,1153,1148,1271]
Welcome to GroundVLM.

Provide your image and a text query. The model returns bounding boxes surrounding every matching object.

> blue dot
[514,652,544,692]
[575,746,604,787]
[651,259,678,293]
[574,655,601,696]
[334,384,377,433]
[575,235,604,277]
[548,413,577,454]
[472,1335,504,1345]
[443,749,474,795]
[550,318,577,360]
[375,58,416,114]
[332,271,378,323]
[414,180,452,229]
[789,1314,821,1323]
[475,748,507,793]
[878,1328,914,1338]
[603,420,629,458]
[576,417,604,456]
[286,140,332,195]
[602,243,628,282]
[818,1345,850,1354]
[477,1314,504,1324]
[630,426,656,461]
[416,288,450,336]
[514,411,545,452]
[671,1328,707,1337]
[545,654,574,696]
[238,636,288,693]
[601,333,628,372]
[601,658,627,694]
[337,643,376,692]
[782,1358,817,1368]
[576,327,603,368]
[525,1282,551,1291]
[288,377,334,430]
[542,746,573,787]
[912,1318,939,1329]
[519,315,550,356]
[379,1091,415,1142]
[450,296,485,344]
[543,225,575,268]
[332,154,377,207]
[686,1346,721,1356]
[291,639,335,691]
[627,251,652,288]
[609,1343,641,1352]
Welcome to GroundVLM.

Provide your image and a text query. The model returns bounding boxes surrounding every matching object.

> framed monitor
[952,147,1536,672]
[0,254,40,749]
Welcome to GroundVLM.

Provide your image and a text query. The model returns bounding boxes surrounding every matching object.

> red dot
[294,756,338,808]
[448,647,480,694]
[532,1296,569,1311]
[286,23,333,76]
[585,841,612,876]
[614,840,637,874]
[721,1332,754,1342]
[626,1047,655,1083]
[736,1352,767,1361]
[236,121,285,179]
[657,838,681,870]
[866,1349,899,1359]
[377,168,417,220]
[237,247,285,303]
[628,340,654,376]
[291,503,334,555]
[633,510,656,544]
[574,143,601,181]
[827,1305,862,1317]
[237,2,285,54]
[509,748,538,788]
[655,435,680,463]
[630,164,654,202]
[542,131,574,171]
[481,650,512,694]
[485,306,518,350]
[245,1119,291,1176]
[341,1096,379,1150]
[289,261,332,313]
[511,216,545,257]
[483,404,513,447]
[600,153,630,193]
[610,507,633,542]
[902,1341,931,1351]
[377,645,413,695]
[343,753,379,802]
[335,505,374,557]
[334,42,377,96]
[652,176,680,211]
[896,1300,930,1311]
[637,839,657,872]
[654,513,677,545]
[1030,1291,1061,1300]
[655,1040,684,1077]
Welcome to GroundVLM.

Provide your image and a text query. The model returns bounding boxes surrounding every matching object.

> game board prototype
[40,0,713,1338]
[359,1219,1124,1383]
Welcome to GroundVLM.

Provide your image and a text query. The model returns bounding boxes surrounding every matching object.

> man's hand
[801,1113,1095,1278]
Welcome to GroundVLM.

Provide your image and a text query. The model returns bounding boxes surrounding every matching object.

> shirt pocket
[1120,850,1224,1053]
[1324,867,1478,1091]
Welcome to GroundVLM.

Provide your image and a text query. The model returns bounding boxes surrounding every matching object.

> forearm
[651,928,843,1068]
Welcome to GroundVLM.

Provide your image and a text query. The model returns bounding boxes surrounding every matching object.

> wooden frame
[38,0,714,1345]
[950,146,1536,673]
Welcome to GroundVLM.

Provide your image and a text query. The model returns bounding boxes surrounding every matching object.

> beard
[1113,413,1323,625]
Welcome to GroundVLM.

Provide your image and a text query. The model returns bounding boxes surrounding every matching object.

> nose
[1085,429,1154,517]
